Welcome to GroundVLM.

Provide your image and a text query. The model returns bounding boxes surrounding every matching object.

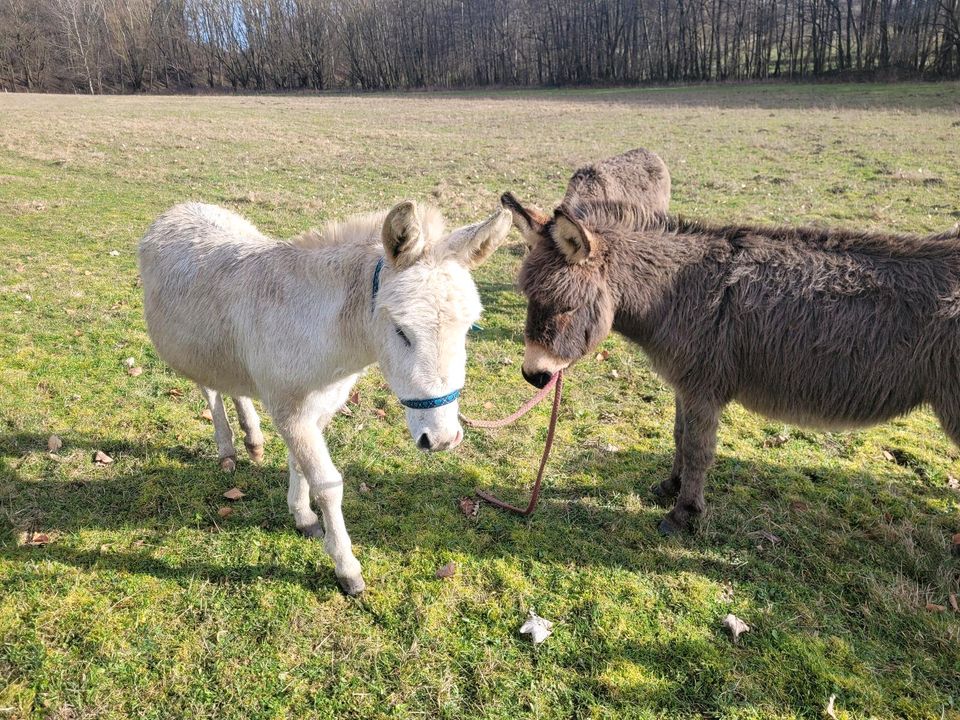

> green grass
[1,83,959,719]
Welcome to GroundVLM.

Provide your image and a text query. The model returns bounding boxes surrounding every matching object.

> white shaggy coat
[139,201,511,594]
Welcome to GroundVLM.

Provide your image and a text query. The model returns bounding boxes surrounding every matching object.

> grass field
[1,83,960,719]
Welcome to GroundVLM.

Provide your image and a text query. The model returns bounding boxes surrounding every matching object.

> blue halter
[371,257,461,410]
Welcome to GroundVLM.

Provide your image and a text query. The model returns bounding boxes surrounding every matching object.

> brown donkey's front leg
[652,395,685,504]
[658,398,720,535]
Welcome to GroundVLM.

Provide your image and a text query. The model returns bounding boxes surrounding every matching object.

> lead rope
[458,371,563,516]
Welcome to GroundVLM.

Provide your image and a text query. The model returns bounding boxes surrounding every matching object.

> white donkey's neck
[288,214,387,377]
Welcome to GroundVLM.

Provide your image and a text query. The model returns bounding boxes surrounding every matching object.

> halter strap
[370,256,462,411]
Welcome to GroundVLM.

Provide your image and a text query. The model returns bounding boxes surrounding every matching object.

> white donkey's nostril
[417,432,432,451]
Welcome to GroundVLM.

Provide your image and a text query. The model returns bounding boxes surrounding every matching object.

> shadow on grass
[1,430,957,594]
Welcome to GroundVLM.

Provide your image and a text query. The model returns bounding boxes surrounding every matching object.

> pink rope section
[459,371,563,516]
[458,370,560,429]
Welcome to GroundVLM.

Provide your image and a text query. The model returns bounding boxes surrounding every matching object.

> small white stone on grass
[519,609,553,645]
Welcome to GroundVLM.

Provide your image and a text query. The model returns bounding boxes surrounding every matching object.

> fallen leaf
[108,250,120,256]
[595,349,610,362]
[168,387,183,398]
[374,408,387,419]
[348,391,360,405]
[519,609,554,644]
[217,506,234,518]
[609,369,620,379]
[719,583,734,603]
[458,496,479,519]
[749,530,782,545]
[200,408,213,421]
[500,357,513,365]
[21,531,52,546]
[722,613,750,643]
[223,487,245,500]
[94,450,113,465]
[435,561,456,579]
[15,262,25,272]
[483,401,494,410]
[763,433,789,448]
[952,533,960,556]
[132,539,144,548]
[949,474,959,490]
[825,694,838,719]
[123,357,136,368]
[789,500,809,512]
[358,482,372,495]
[127,366,143,377]
[949,593,958,612]
[47,434,62,453]
[925,602,946,612]
[338,404,353,416]
[882,449,896,462]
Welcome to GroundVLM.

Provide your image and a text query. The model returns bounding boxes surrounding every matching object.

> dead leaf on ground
[722,613,750,642]
[925,602,946,612]
[882,449,896,462]
[952,533,960,556]
[348,391,360,405]
[595,349,610,362]
[123,357,136,368]
[435,561,456,579]
[790,500,810,512]
[458,496,479,519]
[483,401,494,410]
[949,593,958,612]
[223,487,245,501]
[373,408,387,419]
[21,531,53,546]
[948,474,959,490]
[338,404,353,416]
[47,434,62,453]
[358,482,372,495]
[127,366,143,377]
[500,357,514,365]
[519,609,554,644]
[168,387,183,398]
[200,408,213,421]
[763,433,789,448]
[825,694,838,719]
[94,450,113,465]
[749,529,782,545]
[217,506,234,518]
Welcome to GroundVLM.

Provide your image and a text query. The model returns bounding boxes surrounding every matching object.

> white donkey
[139,200,511,594]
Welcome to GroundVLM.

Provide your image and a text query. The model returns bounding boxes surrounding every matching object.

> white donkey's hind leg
[199,386,237,472]
[287,449,322,537]
[233,396,265,462]
[272,377,363,594]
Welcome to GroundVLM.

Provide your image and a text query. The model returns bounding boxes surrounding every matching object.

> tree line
[2,0,959,93]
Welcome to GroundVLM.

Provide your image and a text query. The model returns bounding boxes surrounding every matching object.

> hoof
[245,443,264,463]
[657,516,682,536]
[219,456,237,472]
[651,480,679,506]
[338,574,366,596]
[297,521,324,539]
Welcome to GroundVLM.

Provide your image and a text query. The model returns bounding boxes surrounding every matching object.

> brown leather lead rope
[459,371,563,516]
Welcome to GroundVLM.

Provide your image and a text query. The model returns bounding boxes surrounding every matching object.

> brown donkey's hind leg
[658,398,720,535]
[652,395,685,505]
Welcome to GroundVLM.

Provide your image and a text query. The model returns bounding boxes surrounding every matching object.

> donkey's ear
[382,200,427,269]
[446,207,512,269]
[501,192,550,250]
[552,207,599,264]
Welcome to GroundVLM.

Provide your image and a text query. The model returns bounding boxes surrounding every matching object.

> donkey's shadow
[1,432,954,592]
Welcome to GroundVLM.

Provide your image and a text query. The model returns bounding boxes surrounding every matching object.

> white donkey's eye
[395,326,412,347]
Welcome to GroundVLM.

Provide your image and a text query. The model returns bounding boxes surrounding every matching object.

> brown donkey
[504,160,960,534]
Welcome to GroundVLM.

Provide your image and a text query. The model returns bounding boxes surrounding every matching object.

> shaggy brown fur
[502,148,671,248]
[507,170,960,534]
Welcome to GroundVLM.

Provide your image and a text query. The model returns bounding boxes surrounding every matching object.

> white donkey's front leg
[272,380,363,594]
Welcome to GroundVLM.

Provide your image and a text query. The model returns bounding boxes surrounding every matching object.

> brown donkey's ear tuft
[501,192,550,250]
[552,207,599,264]
[382,200,427,269]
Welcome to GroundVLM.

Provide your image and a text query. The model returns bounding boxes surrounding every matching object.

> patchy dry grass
[1,83,960,719]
